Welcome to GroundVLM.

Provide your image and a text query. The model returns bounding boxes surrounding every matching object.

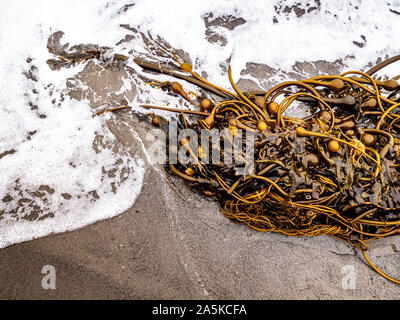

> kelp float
[52,49,400,284]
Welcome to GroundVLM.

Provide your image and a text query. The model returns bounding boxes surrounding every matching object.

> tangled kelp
[53,49,400,284]
[144,57,400,284]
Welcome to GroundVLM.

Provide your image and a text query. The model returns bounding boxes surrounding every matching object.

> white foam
[1,0,399,248]
[0,0,146,248]
[119,0,400,87]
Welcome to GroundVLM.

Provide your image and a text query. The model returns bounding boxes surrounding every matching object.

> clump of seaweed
[53,48,400,284]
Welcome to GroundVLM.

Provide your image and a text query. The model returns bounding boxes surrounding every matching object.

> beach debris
[55,48,400,284]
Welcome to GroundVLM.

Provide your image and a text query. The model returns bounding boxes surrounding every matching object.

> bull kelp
[58,49,400,284]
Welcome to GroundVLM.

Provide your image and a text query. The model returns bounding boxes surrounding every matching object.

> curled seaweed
[74,48,400,284]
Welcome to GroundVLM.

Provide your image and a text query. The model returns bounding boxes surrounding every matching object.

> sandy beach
[1,1,400,299]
